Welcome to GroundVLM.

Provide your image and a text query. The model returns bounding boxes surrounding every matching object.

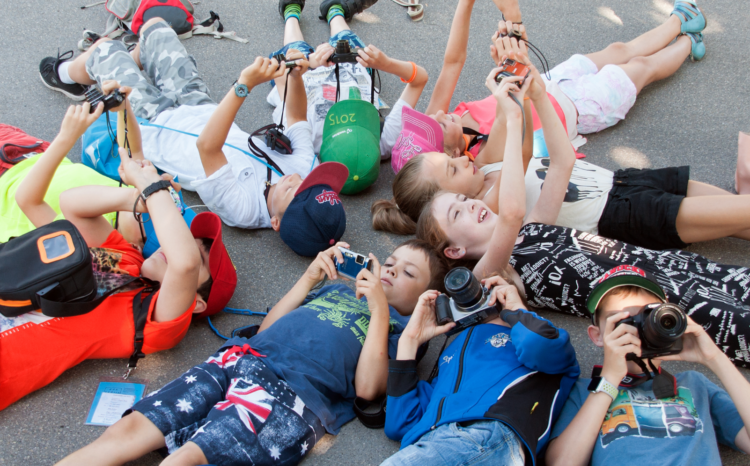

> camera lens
[444,267,485,309]
[335,40,350,54]
[642,303,687,348]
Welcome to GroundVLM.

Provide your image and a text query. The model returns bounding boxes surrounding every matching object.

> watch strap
[589,377,618,400]
[140,180,172,202]
[233,81,248,98]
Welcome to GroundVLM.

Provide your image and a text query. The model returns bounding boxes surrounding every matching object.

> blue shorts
[131,345,324,466]
[268,30,366,59]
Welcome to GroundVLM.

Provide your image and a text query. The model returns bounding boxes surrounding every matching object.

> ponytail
[370,154,441,235]
[372,198,417,235]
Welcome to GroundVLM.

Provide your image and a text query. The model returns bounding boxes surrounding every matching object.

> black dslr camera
[615,303,687,359]
[435,267,502,336]
[330,40,359,64]
[271,52,299,69]
[85,87,125,113]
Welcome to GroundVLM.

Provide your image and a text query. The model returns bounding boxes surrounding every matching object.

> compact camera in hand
[615,303,687,360]
[330,40,359,64]
[494,58,530,87]
[271,52,299,69]
[85,87,125,113]
[335,247,373,280]
[435,267,502,336]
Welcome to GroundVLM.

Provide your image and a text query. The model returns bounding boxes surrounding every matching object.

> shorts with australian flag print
[130,344,325,466]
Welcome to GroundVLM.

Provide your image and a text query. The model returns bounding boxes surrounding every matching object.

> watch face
[235,83,248,98]
[587,377,601,392]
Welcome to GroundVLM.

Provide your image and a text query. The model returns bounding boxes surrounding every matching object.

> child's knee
[101,411,155,442]
[141,17,166,33]
[625,55,652,70]
[604,41,629,56]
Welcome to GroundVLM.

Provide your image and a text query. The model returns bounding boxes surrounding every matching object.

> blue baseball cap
[280,162,348,257]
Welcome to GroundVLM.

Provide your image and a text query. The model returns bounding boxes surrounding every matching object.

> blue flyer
[85,379,147,426]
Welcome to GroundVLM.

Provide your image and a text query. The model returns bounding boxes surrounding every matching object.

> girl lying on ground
[417,73,750,369]
[56,239,447,466]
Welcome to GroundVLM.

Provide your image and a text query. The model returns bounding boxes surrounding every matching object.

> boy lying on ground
[57,236,449,466]
[546,269,750,465]
[0,151,237,411]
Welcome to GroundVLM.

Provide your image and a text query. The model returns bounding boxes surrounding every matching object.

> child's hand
[304,241,349,283]
[524,60,546,102]
[58,102,104,142]
[284,49,310,77]
[484,275,524,311]
[239,57,286,89]
[160,173,182,192]
[355,255,389,315]
[308,43,335,69]
[100,81,134,113]
[656,316,724,366]
[401,290,456,345]
[485,70,531,119]
[490,21,527,65]
[601,312,642,386]
[120,157,162,192]
[356,45,390,71]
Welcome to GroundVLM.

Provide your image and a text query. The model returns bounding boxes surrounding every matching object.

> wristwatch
[588,377,618,401]
[140,180,172,204]
[233,81,248,98]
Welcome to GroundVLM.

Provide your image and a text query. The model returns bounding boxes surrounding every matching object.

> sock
[284,4,301,22]
[57,61,76,85]
[326,4,345,23]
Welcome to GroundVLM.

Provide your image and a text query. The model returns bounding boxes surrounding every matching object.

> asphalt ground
[1,0,750,464]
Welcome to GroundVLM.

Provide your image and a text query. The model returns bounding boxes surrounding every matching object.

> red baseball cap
[190,212,237,318]
[294,161,349,196]
[391,107,444,173]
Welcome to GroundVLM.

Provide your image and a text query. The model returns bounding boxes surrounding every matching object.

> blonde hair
[371,155,440,235]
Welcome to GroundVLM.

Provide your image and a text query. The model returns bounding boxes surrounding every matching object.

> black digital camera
[435,267,502,336]
[330,40,359,64]
[85,87,125,113]
[615,303,687,359]
[494,58,530,86]
[264,127,293,155]
[335,247,373,280]
[271,52,299,69]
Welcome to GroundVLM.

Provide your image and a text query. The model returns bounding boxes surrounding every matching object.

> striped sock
[284,4,302,22]
[326,4,345,23]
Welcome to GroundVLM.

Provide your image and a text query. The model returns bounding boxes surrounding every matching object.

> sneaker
[77,29,101,51]
[279,0,305,19]
[39,50,87,101]
[319,0,378,21]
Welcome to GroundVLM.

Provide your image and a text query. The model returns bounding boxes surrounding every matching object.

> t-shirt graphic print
[511,223,750,367]
[600,386,703,447]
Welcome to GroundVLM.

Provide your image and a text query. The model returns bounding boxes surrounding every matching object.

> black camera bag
[0,220,138,318]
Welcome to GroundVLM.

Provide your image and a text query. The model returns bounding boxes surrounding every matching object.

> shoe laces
[54,49,75,70]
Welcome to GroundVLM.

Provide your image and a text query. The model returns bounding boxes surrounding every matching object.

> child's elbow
[413,67,429,87]
[498,200,525,224]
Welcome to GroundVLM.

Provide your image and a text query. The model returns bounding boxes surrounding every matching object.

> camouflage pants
[85,21,213,120]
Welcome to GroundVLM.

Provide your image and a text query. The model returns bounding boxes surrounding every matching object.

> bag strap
[38,275,143,318]
[124,281,158,379]
[353,396,387,429]
[191,11,249,43]
[0,142,43,165]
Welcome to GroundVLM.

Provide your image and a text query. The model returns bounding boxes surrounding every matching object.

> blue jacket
[384,309,580,465]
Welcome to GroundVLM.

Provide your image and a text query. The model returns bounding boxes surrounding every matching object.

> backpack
[0,124,50,178]
[84,0,247,47]
[0,220,143,318]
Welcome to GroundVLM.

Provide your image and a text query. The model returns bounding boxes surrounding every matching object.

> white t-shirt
[267,64,403,160]
[482,157,613,233]
[140,103,316,229]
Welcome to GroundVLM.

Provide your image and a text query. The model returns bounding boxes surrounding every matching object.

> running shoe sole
[39,72,87,101]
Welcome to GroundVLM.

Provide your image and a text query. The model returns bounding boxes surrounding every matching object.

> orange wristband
[400,62,418,84]
[524,96,530,101]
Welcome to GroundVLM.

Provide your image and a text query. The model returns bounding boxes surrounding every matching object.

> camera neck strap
[277,70,291,133]
[462,127,489,152]
[595,357,678,399]
[248,125,286,202]
[334,63,378,106]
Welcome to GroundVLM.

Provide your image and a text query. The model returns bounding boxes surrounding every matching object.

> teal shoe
[684,32,705,61]
[672,1,706,34]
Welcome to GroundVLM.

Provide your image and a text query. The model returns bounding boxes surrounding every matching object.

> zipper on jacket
[431,327,475,429]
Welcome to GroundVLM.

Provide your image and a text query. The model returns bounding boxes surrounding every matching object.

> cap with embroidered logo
[586,265,667,323]
[391,106,444,173]
[280,162,349,257]
[320,100,380,195]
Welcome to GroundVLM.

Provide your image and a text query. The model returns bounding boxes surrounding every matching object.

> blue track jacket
[385,309,580,465]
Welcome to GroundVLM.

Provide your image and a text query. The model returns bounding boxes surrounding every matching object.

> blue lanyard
[140,122,284,177]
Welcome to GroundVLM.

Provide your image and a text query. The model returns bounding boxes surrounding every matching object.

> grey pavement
[1,0,750,464]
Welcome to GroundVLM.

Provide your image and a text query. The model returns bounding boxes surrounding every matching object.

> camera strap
[248,126,286,201]
[462,127,489,152]
[612,357,678,399]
